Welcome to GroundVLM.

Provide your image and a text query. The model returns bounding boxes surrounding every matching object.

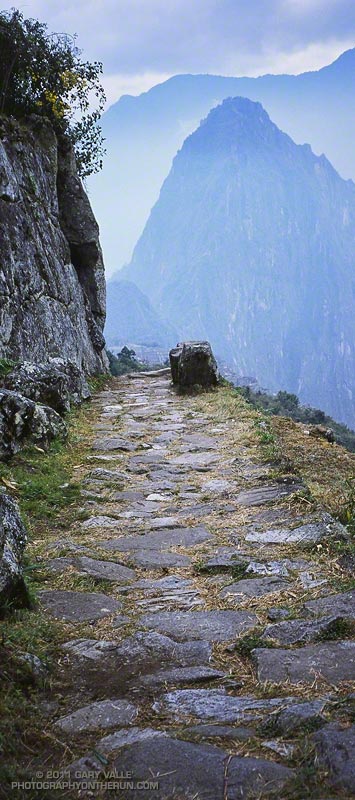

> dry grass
[271,415,355,522]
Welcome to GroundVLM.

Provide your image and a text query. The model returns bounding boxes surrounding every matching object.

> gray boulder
[169,341,219,388]
[169,346,182,384]
[313,723,355,793]
[0,390,67,459]
[4,359,91,414]
[0,493,28,611]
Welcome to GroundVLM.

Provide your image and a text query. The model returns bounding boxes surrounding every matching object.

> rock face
[0,390,67,459]
[0,493,28,611]
[4,360,91,414]
[125,97,355,427]
[170,342,219,388]
[0,115,107,373]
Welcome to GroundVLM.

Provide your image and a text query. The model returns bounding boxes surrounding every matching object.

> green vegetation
[0,9,105,177]
[0,357,17,378]
[0,398,100,791]
[237,386,355,452]
[107,346,145,376]
[0,397,98,534]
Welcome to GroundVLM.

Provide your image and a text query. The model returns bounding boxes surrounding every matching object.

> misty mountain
[105,279,177,349]
[90,49,355,272]
[123,96,355,427]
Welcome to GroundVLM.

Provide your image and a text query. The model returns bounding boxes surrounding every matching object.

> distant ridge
[90,49,355,271]
[123,96,355,427]
[105,279,177,350]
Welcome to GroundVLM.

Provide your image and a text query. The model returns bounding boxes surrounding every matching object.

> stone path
[38,375,354,799]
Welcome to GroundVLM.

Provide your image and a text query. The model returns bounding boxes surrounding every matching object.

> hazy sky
[2,1,354,105]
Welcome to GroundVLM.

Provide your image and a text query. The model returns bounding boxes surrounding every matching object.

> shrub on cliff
[0,9,105,177]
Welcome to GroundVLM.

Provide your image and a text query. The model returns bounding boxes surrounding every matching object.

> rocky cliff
[124,97,355,428]
[0,114,107,373]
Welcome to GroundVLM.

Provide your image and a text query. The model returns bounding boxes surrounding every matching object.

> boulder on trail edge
[169,341,219,388]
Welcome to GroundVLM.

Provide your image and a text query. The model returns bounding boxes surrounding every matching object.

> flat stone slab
[128,550,192,569]
[154,690,299,723]
[97,727,167,756]
[246,522,333,545]
[110,737,226,799]
[266,699,327,735]
[136,589,202,612]
[181,434,218,449]
[113,490,145,501]
[47,556,136,583]
[236,481,304,506]
[38,590,122,622]
[149,516,185,528]
[133,575,193,592]
[220,577,290,601]
[226,756,294,799]
[145,492,171,501]
[170,452,218,467]
[54,699,137,733]
[137,665,225,689]
[140,610,258,642]
[202,479,232,493]
[132,574,201,609]
[118,501,165,518]
[81,515,120,530]
[66,730,168,778]
[303,590,355,620]
[100,526,212,552]
[63,632,212,691]
[203,548,248,570]
[253,641,355,685]
[129,452,167,465]
[245,559,306,578]
[261,616,345,646]
[313,723,355,793]
[101,404,122,414]
[92,437,137,451]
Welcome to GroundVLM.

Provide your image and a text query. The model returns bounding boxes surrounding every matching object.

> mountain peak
[125,98,355,428]
[326,47,355,69]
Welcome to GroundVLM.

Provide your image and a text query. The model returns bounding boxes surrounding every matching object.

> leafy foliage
[0,358,17,378]
[0,9,105,177]
[237,387,355,452]
[107,347,144,376]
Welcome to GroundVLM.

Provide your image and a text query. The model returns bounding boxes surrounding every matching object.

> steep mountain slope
[90,49,355,271]
[124,97,355,427]
[105,279,177,349]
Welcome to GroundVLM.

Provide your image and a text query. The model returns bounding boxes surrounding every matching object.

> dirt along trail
[35,374,354,799]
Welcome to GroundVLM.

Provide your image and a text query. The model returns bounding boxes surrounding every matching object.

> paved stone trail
[40,376,354,799]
